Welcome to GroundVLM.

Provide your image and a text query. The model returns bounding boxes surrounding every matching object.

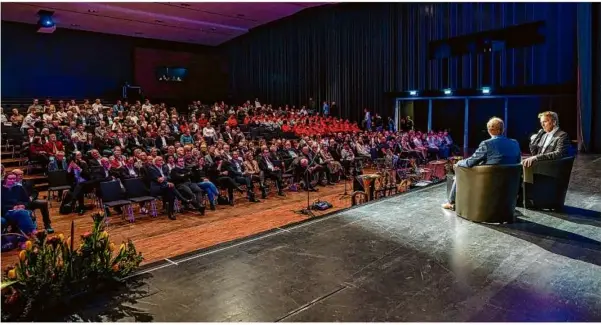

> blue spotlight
[481,87,491,94]
[37,10,55,28]
[443,89,452,95]
[409,90,417,96]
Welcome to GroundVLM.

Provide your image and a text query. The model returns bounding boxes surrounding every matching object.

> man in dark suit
[258,147,285,197]
[443,117,521,210]
[220,152,260,203]
[155,130,170,152]
[119,157,144,180]
[169,156,206,215]
[128,128,146,152]
[523,111,570,167]
[146,156,177,220]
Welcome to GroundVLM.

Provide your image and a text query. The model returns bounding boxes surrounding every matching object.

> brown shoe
[441,202,454,210]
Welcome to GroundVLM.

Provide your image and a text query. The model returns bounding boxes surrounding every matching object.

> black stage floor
[68,155,601,322]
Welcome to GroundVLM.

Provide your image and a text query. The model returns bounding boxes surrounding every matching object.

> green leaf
[1,280,17,289]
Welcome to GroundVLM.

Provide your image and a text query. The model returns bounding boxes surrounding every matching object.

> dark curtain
[576,3,592,152]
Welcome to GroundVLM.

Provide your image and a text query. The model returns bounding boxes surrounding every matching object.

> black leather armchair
[523,156,575,211]
[455,164,522,223]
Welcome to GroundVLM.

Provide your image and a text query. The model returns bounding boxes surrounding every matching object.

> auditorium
[1,2,600,322]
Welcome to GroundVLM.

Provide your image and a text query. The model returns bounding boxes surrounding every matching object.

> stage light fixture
[409,90,417,96]
[37,10,56,33]
[481,87,491,94]
[443,89,452,95]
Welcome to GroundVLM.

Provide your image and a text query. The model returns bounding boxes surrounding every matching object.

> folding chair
[47,170,71,207]
[98,180,134,223]
[122,177,159,218]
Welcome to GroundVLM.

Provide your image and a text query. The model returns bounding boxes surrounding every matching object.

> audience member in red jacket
[43,133,64,156]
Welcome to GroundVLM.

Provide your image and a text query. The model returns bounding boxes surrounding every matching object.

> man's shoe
[277,191,285,196]
[45,226,55,234]
[209,203,216,211]
[441,202,454,210]
[198,205,206,216]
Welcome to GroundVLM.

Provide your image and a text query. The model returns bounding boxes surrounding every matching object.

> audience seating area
[1,97,458,237]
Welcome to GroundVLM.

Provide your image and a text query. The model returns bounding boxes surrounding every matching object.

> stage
[59,155,601,321]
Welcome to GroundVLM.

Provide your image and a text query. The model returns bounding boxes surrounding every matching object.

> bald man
[443,117,521,210]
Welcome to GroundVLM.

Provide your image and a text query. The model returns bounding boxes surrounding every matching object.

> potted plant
[1,212,143,321]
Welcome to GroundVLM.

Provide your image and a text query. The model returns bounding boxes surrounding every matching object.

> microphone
[530,129,544,143]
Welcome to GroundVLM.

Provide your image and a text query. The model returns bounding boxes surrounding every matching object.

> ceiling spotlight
[443,89,452,95]
[37,10,56,32]
[180,3,191,7]
[481,87,491,94]
[409,90,418,96]
[87,9,97,13]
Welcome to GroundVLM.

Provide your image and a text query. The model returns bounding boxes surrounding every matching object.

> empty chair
[47,170,72,207]
[122,177,158,218]
[98,180,134,223]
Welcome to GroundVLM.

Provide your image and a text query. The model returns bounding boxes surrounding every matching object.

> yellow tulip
[25,241,32,251]
[18,250,26,261]
[109,243,116,251]
[7,269,16,279]
[100,231,109,239]
[58,234,65,241]
[119,243,125,251]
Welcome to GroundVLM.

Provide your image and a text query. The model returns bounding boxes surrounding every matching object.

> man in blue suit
[442,117,521,210]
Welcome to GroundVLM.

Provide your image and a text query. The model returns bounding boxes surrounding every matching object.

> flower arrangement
[1,212,143,321]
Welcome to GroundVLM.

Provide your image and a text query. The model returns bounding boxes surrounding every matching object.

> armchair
[523,156,575,211]
[455,164,522,223]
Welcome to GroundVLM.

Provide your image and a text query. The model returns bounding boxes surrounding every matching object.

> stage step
[1,157,27,165]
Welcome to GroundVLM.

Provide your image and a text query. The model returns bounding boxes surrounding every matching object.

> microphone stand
[338,155,353,200]
[295,151,320,218]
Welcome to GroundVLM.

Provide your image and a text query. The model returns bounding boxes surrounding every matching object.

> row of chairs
[47,170,161,223]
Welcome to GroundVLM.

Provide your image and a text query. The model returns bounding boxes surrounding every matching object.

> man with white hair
[442,117,521,210]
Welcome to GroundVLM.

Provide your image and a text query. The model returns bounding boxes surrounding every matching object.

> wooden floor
[1,181,355,267]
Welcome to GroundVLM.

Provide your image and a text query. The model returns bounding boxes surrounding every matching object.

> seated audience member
[11,169,53,233]
[146,156,177,220]
[442,117,521,210]
[67,151,93,215]
[48,151,68,172]
[294,157,318,192]
[1,174,37,234]
[191,156,219,210]
[523,111,571,167]
[243,151,267,198]
[170,156,206,215]
[180,129,194,146]
[258,147,285,197]
[340,142,355,176]
[223,151,260,202]
[29,136,50,166]
[119,156,144,179]
[44,133,64,157]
